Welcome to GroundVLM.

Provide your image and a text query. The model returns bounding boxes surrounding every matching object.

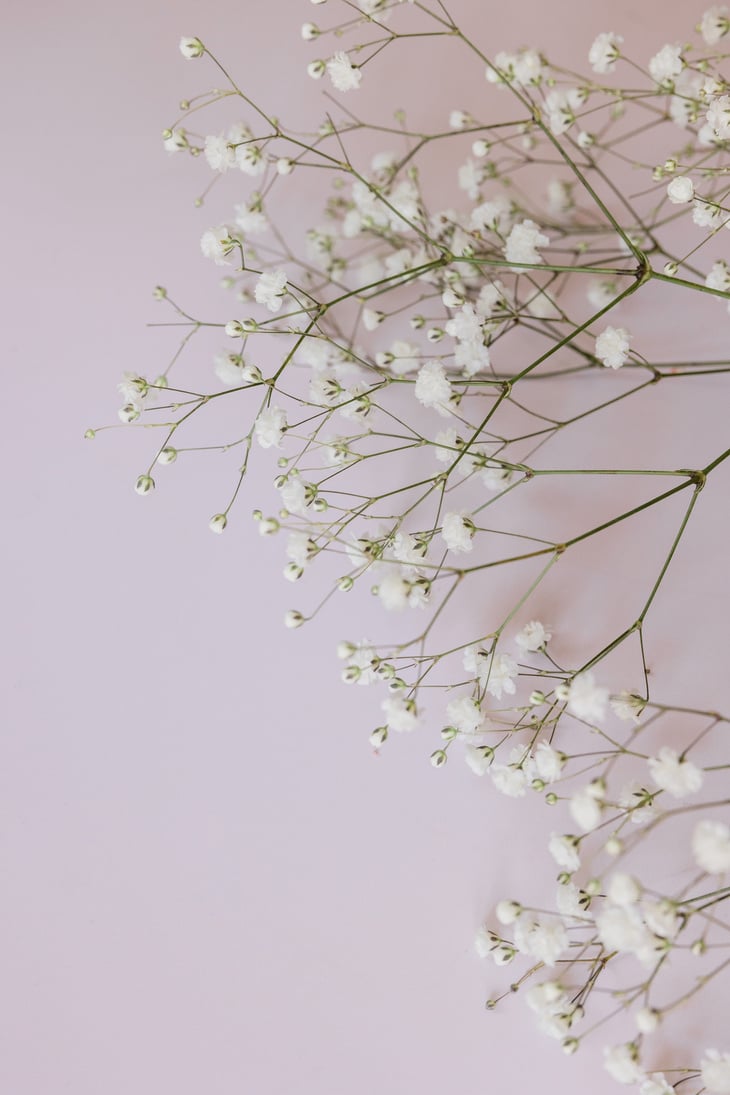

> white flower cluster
[109,4,730,1088]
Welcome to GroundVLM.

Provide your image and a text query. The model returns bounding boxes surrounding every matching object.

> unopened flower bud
[209,513,228,534]
[284,562,303,581]
[472,139,491,157]
[134,474,155,495]
[157,447,178,465]
[179,36,204,59]
[153,285,167,300]
[441,726,458,741]
[691,938,706,956]
[529,690,546,705]
[337,575,354,591]
[430,749,448,768]
[442,287,464,308]
[663,261,678,276]
[225,320,245,337]
[307,60,326,79]
[84,428,96,440]
[284,610,305,629]
[562,1038,579,1056]
[301,21,319,39]
[118,404,140,424]
[370,726,388,746]
[258,517,280,535]
[277,157,294,175]
[426,327,445,343]
[605,835,623,857]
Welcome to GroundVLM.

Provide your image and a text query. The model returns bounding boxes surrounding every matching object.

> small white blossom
[548,834,581,872]
[514,913,568,966]
[464,745,493,775]
[491,762,528,797]
[485,653,518,699]
[701,1050,730,1093]
[415,360,453,414]
[589,31,623,74]
[693,818,730,874]
[606,872,641,907]
[639,1075,673,1095]
[570,786,603,831]
[534,742,565,783]
[635,1010,660,1036]
[254,406,287,449]
[495,900,522,925]
[473,925,494,959]
[701,6,730,45]
[610,691,646,722]
[555,882,587,919]
[381,696,418,733]
[706,94,730,140]
[504,219,549,266]
[667,175,694,204]
[693,199,724,229]
[441,512,475,554]
[564,671,608,722]
[648,746,704,798]
[642,899,679,940]
[446,695,484,735]
[204,134,236,172]
[254,269,288,312]
[706,260,730,292]
[515,620,551,652]
[595,325,632,369]
[200,226,235,266]
[327,51,362,92]
[604,1044,645,1085]
[648,44,684,85]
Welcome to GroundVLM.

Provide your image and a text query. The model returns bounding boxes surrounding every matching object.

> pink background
[3,1,723,1091]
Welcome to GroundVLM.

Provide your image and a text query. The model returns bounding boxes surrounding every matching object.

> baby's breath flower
[179,36,204,59]
[595,325,632,369]
[700,5,730,45]
[441,512,475,554]
[648,44,684,86]
[134,474,155,495]
[515,620,551,652]
[503,219,549,266]
[588,31,623,74]
[254,406,287,449]
[327,51,362,92]
[666,175,694,203]
[693,818,730,874]
[701,1050,730,1093]
[648,747,704,798]
[254,269,288,312]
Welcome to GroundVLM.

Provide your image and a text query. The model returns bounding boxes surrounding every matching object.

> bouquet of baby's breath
[94,1,730,1088]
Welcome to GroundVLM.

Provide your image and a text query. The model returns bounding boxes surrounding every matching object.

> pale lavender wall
[2,1,719,1092]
